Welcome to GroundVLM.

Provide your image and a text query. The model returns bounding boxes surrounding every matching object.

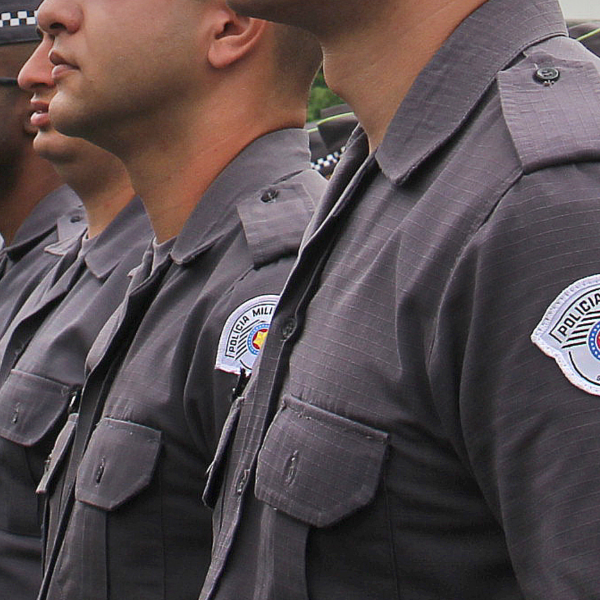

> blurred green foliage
[307,70,343,122]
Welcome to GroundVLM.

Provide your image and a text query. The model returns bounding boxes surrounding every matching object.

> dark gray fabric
[38,129,326,600]
[200,0,600,599]
[0,186,85,339]
[0,197,150,600]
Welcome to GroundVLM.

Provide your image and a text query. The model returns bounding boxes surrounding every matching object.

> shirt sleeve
[429,161,600,598]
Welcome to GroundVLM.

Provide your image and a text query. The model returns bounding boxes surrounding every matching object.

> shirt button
[281,317,296,340]
[68,390,81,414]
[261,189,279,203]
[235,469,250,495]
[95,457,106,483]
[534,67,560,85]
[284,450,299,486]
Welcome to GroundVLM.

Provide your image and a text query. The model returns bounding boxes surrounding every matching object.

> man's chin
[33,130,78,165]
[48,95,88,140]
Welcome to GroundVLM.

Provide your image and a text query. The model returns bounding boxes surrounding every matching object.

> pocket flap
[37,413,78,495]
[0,369,73,447]
[75,418,162,511]
[255,396,389,527]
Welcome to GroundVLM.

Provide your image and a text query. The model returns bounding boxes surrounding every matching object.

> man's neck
[55,161,135,240]
[120,101,305,243]
[73,179,135,240]
[0,157,63,245]
[321,0,488,151]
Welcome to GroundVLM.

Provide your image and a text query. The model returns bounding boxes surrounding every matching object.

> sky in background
[559,0,600,20]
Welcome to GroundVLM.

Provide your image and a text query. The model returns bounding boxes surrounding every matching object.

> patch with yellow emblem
[532,275,600,396]
[215,295,279,375]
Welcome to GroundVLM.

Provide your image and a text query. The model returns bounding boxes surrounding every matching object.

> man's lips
[30,99,51,129]
[49,49,78,80]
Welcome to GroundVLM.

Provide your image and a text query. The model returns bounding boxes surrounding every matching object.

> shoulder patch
[498,36,600,174]
[215,295,279,375]
[532,275,600,396]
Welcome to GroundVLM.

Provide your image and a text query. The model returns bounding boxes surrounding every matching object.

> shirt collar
[5,185,84,260]
[376,0,567,185]
[81,196,152,279]
[171,128,312,264]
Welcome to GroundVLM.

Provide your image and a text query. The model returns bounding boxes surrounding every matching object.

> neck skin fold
[54,158,135,240]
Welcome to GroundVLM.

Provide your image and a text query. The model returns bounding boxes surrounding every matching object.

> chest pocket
[250,395,390,600]
[0,369,72,447]
[51,418,164,600]
[75,417,161,510]
[255,394,389,527]
[0,369,74,536]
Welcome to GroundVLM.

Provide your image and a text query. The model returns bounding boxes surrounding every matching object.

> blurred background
[308,0,600,122]
[306,0,600,177]
[560,0,600,20]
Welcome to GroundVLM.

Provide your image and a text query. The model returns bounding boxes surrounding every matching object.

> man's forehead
[0,0,39,46]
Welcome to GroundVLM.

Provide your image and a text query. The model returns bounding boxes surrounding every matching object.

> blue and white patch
[532,275,600,395]
[215,295,279,375]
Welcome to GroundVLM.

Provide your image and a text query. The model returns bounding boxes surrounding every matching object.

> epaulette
[498,35,600,174]
[237,169,325,268]
[55,206,87,245]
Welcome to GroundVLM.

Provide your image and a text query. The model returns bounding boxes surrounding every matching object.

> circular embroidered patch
[532,274,600,395]
[215,295,279,375]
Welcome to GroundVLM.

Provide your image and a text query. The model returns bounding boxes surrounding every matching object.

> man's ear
[207,8,268,69]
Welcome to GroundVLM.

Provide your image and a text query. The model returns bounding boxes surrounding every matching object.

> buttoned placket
[59,252,170,512]
[38,250,173,600]
[238,154,379,470]
[202,144,378,599]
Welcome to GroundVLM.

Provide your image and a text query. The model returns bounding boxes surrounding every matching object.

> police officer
[0,0,84,336]
[34,0,326,598]
[0,28,152,600]
[198,0,600,598]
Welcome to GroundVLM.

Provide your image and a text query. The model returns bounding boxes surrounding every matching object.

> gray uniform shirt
[0,185,85,338]
[0,197,151,600]
[38,129,326,600]
[200,1,600,599]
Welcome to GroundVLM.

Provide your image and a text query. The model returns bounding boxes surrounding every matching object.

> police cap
[0,0,39,46]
